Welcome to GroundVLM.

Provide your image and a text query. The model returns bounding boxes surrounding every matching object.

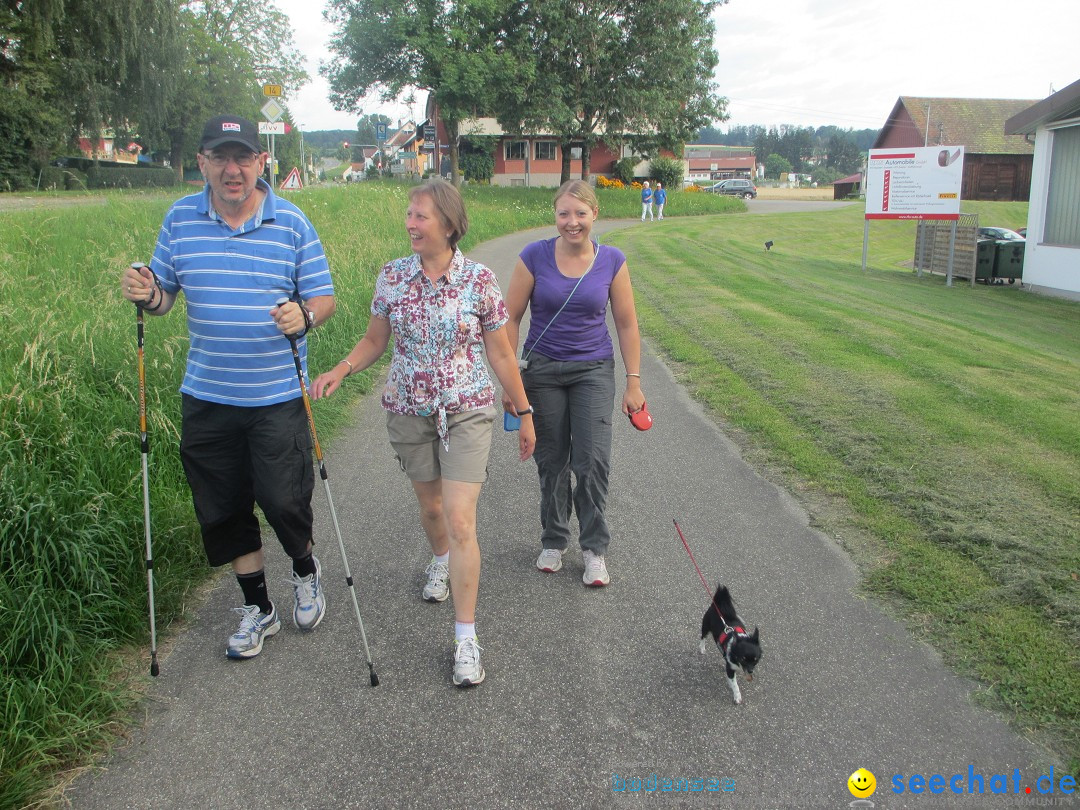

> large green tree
[324,0,518,185]
[0,0,178,188]
[158,0,308,179]
[495,0,726,183]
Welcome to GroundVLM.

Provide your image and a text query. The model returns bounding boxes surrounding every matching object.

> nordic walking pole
[133,262,160,677]
[279,299,379,687]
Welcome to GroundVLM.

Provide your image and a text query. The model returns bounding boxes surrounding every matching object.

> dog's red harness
[717,625,747,659]
[717,626,746,646]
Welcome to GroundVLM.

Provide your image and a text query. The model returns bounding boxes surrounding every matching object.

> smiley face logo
[848,768,876,798]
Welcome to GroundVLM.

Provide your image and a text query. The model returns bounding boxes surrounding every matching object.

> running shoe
[453,637,485,687]
[582,550,611,587]
[289,555,326,631]
[226,603,281,659]
[423,557,451,602]
[536,547,565,573]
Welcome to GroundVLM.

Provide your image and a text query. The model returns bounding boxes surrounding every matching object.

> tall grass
[608,202,1080,768]
[0,181,734,808]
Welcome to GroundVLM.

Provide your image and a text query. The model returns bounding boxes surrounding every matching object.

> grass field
[605,201,1079,770]
[0,181,738,809]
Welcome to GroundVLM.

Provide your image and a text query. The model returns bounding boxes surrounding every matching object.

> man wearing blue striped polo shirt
[121,114,335,660]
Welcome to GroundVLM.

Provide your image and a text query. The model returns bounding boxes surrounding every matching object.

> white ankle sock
[433,551,449,564]
[455,622,476,642]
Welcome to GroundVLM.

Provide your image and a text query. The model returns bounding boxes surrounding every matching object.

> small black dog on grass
[699,584,761,704]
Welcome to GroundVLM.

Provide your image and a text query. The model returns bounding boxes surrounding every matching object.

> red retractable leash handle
[628,400,653,431]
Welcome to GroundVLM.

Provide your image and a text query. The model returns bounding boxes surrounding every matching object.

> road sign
[263,84,283,97]
[258,121,286,135]
[261,98,284,123]
[376,123,387,142]
[279,167,303,190]
[424,124,436,142]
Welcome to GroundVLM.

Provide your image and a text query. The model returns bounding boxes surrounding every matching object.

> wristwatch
[517,406,534,416]
[303,307,316,329]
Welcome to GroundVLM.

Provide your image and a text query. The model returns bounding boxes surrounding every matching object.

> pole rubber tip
[369,667,380,687]
[150,659,160,677]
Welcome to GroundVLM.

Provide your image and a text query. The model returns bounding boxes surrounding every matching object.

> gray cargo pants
[523,353,616,555]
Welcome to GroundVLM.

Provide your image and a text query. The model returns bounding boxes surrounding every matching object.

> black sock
[292,552,316,578]
[236,570,272,613]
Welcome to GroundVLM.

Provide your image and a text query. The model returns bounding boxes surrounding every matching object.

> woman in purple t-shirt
[503,180,647,587]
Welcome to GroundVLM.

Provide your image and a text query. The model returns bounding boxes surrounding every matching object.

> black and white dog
[699,584,761,704]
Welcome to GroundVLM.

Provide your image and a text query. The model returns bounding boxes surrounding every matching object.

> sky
[277,0,1077,136]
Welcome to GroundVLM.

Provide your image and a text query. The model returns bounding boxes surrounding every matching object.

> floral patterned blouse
[372,249,508,446]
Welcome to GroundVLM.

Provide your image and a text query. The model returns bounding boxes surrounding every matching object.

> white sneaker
[422,557,450,602]
[288,556,326,631]
[226,603,281,659]
[582,550,610,586]
[453,637,485,687]
[536,548,565,573]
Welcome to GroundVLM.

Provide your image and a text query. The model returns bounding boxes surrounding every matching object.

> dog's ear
[751,628,760,643]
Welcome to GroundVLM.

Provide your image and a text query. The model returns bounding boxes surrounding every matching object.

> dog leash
[674,519,736,637]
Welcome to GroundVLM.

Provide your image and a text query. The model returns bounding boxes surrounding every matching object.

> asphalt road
[66,212,1059,810]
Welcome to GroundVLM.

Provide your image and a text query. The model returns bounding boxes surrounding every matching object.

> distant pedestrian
[311,178,534,688]
[654,182,667,219]
[641,181,654,221]
[121,114,335,660]
[503,180,647,587]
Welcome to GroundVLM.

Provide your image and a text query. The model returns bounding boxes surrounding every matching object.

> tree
[754,125,813,172]
[355,113,390,146]
[826,133,862,174]
[324,0,517,186]
[158,0,309,179]
[649,155,684,189]
[495,0,726,184]
[764,153,792,179]
[0,0,179,187]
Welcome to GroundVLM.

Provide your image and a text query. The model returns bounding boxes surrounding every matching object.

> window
[504,140,527,161]
[1045,125,1080,247]
[534,141,557,161]
[570,146,582,160]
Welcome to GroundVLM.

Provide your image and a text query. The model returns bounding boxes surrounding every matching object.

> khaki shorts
[387,406,495,483]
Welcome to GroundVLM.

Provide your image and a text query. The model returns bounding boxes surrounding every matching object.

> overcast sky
[278,0,1076,135]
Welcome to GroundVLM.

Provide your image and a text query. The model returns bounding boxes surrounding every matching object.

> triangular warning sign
[279,167,303,190]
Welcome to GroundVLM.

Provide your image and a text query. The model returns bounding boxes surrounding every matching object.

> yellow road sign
[263,84,283,97]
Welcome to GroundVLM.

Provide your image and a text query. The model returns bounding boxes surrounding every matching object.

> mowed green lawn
[606,202,1080,769]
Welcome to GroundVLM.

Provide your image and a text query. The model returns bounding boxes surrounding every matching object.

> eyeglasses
[203,151,260,167]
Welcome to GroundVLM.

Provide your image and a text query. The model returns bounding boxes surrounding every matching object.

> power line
[723,98,887,128]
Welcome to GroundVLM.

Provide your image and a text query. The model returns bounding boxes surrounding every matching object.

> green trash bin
[975,240,996,282]
[993,241,1025,284]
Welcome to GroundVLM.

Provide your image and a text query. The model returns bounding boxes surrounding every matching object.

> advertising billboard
[865,146,964,220]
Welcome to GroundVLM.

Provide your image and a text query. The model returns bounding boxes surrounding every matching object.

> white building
[1005,77,1080,299]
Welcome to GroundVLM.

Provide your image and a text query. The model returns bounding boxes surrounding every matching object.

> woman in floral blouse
[311,178,534,687]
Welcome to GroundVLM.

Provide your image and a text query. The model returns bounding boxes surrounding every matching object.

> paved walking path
[67,214,1056,810]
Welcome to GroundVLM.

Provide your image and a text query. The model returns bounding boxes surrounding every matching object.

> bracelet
[516,406,534,416]
[338,359,353,375]
[626,373,641,378]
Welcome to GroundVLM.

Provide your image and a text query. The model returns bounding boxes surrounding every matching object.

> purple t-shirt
[519,237,626,362]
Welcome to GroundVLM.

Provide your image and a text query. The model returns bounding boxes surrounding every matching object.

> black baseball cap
[200,115,261,153]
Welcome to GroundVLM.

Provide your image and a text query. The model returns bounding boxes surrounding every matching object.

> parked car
[703,178,757,199]
[1017,227,1027,238]
[978,226,1025,242]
